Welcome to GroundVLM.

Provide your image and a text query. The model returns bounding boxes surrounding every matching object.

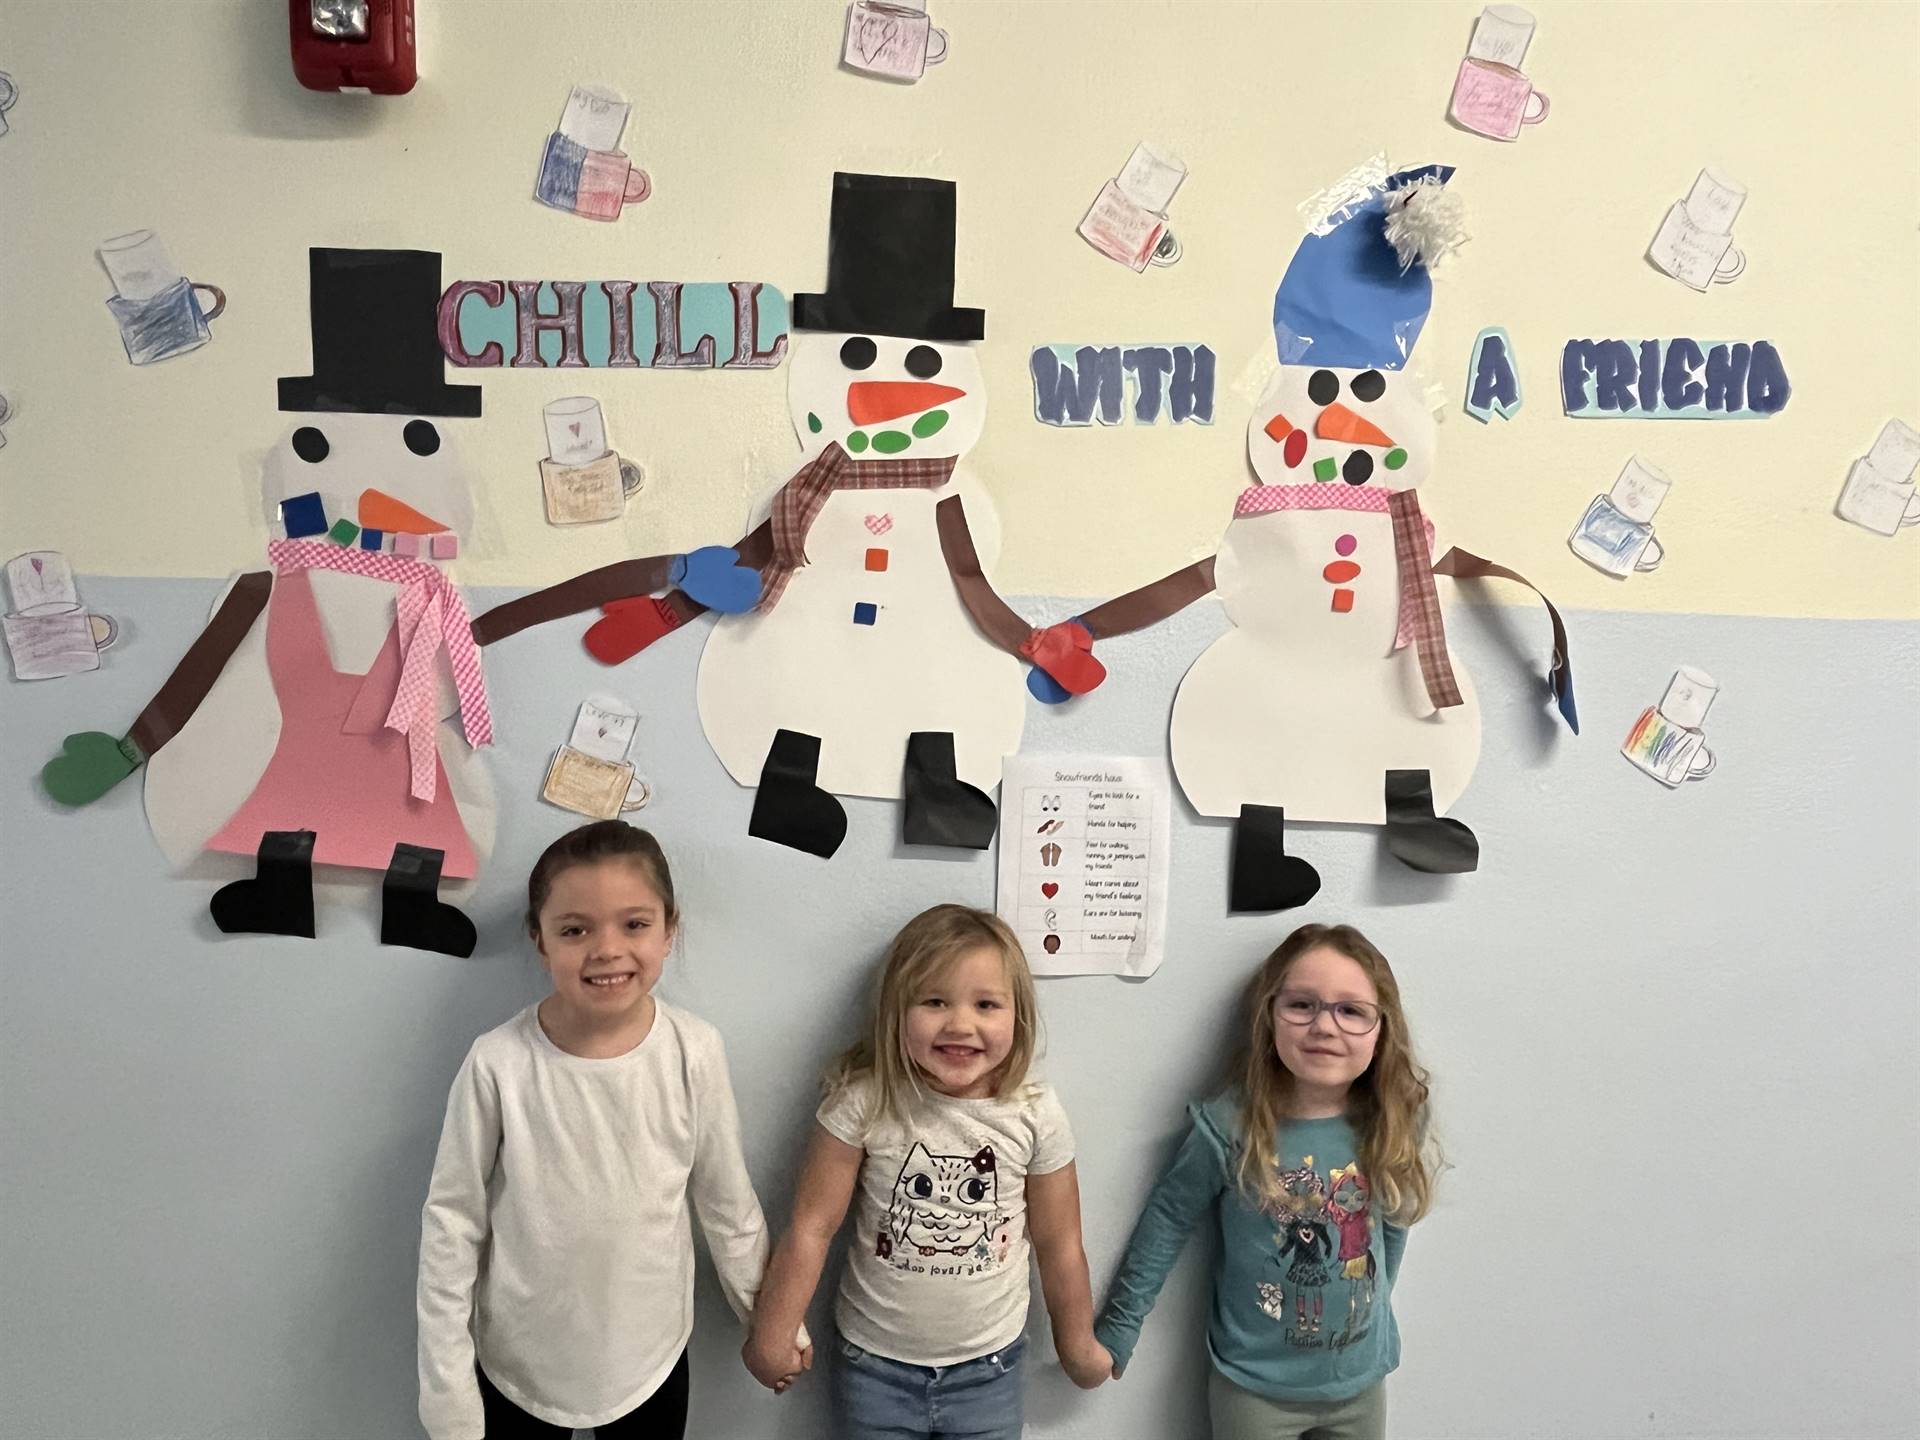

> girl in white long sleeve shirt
[417,821,808,1440]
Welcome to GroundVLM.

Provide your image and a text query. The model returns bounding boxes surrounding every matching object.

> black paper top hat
[278,248,481,417]
[790,174,985,343]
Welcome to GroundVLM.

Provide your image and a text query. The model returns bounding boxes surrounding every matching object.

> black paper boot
[381,843,478,957]
[902,732,997,850]
[749,729,849,858]
[211,830,318,937]
[1383,769,1479,874]
[1230,804,1322,912]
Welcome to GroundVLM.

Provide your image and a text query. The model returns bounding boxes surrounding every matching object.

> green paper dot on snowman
[807,412,822,434]
[1312,457,1338,482]
[847,431,870,453]
[872,430,912,454]
[1384,448,1407,471]
[911,409,949,439]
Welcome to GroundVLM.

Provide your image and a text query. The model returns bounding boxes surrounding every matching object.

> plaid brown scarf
[759,442,959,611]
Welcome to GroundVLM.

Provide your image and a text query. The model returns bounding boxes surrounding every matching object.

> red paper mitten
[1019,621,1106,695]
[584,596,686,665]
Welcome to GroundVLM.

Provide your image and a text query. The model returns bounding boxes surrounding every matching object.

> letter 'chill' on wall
[437,280,789,369]
[1560,337,1790,419]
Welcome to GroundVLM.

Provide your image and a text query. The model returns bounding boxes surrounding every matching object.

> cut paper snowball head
[1248,362,1436,492]
[262,412,474,542]
[787,329,985,461]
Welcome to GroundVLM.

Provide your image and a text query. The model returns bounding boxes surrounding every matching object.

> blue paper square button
[852,602,878,626]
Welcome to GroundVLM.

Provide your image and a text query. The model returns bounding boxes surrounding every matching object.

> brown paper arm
[1432,546,1578,727]
[126,570,274,758]
[936,496,1032,655]
[469,522,777,646]
[1076,557,1217,640]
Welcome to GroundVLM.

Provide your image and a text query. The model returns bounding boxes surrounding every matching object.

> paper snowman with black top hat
[42,249,497,956]
[1069,166,1577,910]
[472,174,1104,857]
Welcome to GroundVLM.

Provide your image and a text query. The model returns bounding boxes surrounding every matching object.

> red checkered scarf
[1231,483,1461,711]
[758,442,958,611]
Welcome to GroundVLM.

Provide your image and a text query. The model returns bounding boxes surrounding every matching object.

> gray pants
[1207,1371,1386,1440]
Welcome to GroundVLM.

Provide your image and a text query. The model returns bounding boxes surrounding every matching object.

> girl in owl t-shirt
[744,905,1110,1438]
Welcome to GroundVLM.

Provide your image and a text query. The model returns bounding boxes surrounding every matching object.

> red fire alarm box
[289,0,417,95]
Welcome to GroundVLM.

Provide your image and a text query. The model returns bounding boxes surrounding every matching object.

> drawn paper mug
[1570,457,1672,576]
[100,229,225,365]
[842,1,949,82]
[535,133,651,221]
[1835,458,1920,536]
[539,397,642,525]
[1078,181,1181,272]
[4,552,118,681]
[1621,667,1717,788]
[1449,58,1549,141]
[1649,203,1745,290]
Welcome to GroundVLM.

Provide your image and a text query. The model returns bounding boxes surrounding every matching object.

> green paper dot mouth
[806,412,822,434]
[1312,457,1338,482]
[846,431,870,453]
[911,409,949,439]
[871,430,912,454]
[1383,448,1408,471]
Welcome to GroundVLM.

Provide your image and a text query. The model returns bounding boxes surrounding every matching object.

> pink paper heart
[864,514,893,535]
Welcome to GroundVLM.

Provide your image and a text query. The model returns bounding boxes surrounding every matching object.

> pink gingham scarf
[760,442,958,612]
[268,540,494,799]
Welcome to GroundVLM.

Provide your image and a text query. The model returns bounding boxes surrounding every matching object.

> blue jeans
[831,1334,1027,1440]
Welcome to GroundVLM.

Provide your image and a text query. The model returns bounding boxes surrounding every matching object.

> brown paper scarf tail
[1388,490,1464,712]
[125,570,275,759]
[1076,557,1218,640]
[935,495,1032,655]
[1432,546,1579,732]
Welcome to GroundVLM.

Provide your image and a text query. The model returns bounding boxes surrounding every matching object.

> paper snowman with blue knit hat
[1070,164,1576,910]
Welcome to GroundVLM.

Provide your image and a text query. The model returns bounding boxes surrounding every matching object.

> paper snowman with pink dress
[1072,165,1576,910]
[42,250,497,956]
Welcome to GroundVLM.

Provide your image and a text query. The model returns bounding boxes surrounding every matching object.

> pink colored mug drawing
[1449,58,1549,141]
[576,149,650,221]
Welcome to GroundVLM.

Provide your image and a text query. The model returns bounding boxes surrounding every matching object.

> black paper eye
[839,336,878,371]
[291,427,330,463]
[1343,451,1374,485]
[1349,370,1386,402]
[1308,369,1339,406]
[905,345,943,379]
[404,420,441,457]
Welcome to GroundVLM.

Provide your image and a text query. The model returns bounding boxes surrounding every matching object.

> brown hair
[524,821,679,939]
[823,904,1039,1123]
[1230,924,1439,1225]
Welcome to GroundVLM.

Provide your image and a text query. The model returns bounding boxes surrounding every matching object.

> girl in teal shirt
[1096,924,1439,1440]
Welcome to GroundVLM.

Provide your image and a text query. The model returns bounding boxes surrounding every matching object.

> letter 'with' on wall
[1031,344,1215,425]
[1560,337,1790,419]
[438,280,790,369]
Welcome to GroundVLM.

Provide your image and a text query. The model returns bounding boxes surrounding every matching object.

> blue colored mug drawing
[99,229,225,366]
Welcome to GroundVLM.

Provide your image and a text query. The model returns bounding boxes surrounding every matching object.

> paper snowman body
[695,329,1023,799]
[1169,363,1481,822]
[143,411,496,876]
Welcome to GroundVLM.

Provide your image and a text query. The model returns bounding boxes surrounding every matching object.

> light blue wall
[3,577,1916,1439]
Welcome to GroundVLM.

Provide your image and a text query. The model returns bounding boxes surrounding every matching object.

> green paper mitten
[42,732,143,807]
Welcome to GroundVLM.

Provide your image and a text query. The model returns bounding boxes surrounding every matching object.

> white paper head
[1247,362,1435,492]
[788,330,984,461]
[262,412,474,540]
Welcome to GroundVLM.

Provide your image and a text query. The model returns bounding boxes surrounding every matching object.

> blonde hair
[1230,924,1439,1225]
[824,904,1039,1123]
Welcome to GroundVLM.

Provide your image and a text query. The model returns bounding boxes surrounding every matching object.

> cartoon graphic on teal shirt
[1326,1162,1376,1343]
[1255,1153,1336,1341]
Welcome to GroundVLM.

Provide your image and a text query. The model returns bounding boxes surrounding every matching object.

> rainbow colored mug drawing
[1621,667,1717,788]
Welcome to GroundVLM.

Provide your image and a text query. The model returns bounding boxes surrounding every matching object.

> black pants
[478,1352,689,1439]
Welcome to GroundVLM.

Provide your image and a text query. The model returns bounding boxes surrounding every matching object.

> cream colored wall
[3,0,1916,619]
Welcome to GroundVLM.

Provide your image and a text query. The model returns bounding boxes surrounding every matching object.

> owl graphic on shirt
[887,1143,999,1258]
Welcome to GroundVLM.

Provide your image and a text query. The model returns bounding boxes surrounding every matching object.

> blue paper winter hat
[1272,164,1456,371]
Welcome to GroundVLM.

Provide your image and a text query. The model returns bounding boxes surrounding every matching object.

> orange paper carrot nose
[846,381,967,425]
[1313,403,1395,448]
[358,490,449,534]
